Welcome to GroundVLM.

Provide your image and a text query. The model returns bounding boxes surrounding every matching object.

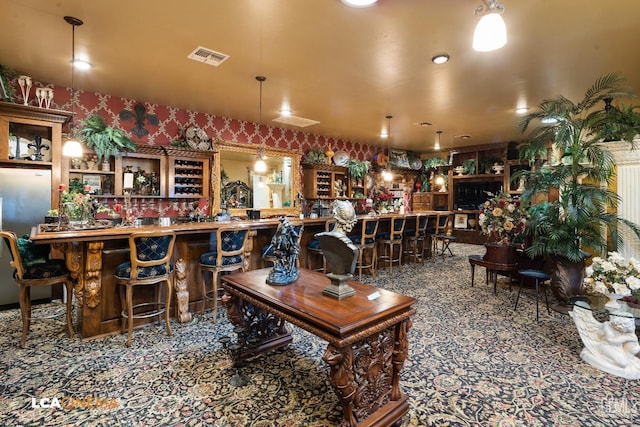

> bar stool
[306,219,336,272]
[1,230,74,348]
[430,213,456,261]
[200,226,250,322]
[115,231,175,347]
[376,215,406,272]
[348,217,379,281]
[515,269,551,321]
[403,214,430,263]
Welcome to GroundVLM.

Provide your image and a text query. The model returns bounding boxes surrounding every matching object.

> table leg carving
[323,344,357,427]
[173,258,192,323]
[84,241,103,308]
[324,325,401,426]
[59,242,84,307]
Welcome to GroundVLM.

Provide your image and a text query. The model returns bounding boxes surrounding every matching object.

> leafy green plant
[463,159,476,175]
[423,157,447,170]
[346,158,371,180]
[479,156,502,174]
[304,149,326,164]
[78,114,137,162]
[518,72,640,262]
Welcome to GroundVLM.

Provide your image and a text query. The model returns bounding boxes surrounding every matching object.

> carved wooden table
[221,268,416,427]
[468,254,518,295]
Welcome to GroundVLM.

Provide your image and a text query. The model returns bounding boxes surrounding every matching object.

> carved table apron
[221,268,416,427]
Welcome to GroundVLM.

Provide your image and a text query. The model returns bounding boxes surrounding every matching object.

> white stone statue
[569,300,640,379]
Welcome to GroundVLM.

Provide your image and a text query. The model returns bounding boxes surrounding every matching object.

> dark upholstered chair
[376,216,406,272]
[349,217,379,281]
[115,231,175,347]
[1,230,74,348]
[199,226,249,322]
[306,219,336,273]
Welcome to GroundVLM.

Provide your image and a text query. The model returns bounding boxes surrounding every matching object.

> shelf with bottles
[302,163,350,200]
[119,151,165,197]
[168,156,209,198]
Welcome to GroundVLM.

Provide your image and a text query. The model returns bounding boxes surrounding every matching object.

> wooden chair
[115,231,175,347]
[306,219,336,273]
[348,217,379,281]
[0,230,74,348]
[199,226,250,322]
[402,214,430,263]
[376,216,406,272]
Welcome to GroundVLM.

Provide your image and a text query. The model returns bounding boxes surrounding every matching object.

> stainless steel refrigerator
[0,168,52,305]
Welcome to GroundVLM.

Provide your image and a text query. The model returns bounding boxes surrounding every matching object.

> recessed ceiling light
[341,0,377,7]
[431,53,450,65]
[414,121,433,127]
[455,134,472,140]
[515,107,528,114]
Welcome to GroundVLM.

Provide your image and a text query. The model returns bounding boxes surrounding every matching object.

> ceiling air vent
[187,46,230,67]
[272,115,320,128]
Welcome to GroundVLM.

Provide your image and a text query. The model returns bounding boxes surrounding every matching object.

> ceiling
[2,0,640,153]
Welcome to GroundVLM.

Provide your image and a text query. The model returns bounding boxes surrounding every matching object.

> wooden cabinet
[167,154,211,198]
[0,101,72,208]
[302,163,350,200]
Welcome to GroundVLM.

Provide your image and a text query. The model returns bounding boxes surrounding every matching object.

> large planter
[483,243,517,265]
[546,254,587,305]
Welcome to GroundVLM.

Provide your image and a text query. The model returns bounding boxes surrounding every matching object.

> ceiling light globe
[432,54,450,65]
[473,13,507,52]
[382,170,393,182]
[254,159,267,173]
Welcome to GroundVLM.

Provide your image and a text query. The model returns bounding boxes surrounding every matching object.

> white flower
[585,265,594,277]
[612,282,632,296]
[626,276,640,290]
[507,203,516,212]
[602,261,616,272]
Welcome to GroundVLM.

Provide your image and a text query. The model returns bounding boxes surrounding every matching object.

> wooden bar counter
[30,212,439,339]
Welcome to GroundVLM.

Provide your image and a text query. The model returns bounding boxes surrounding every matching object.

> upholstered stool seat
[1,231,74,348]
[115,231,175,347]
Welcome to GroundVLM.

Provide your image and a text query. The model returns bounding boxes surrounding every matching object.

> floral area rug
[1,243,638,426]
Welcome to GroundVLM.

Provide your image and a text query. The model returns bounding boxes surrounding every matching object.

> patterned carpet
[1,243,638,426]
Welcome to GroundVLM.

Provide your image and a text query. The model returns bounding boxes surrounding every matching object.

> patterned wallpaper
[17,80,378,162]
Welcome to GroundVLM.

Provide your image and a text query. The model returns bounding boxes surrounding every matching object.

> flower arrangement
[478,192,527,245]
[371,186,393,212]
[584,252,640,297]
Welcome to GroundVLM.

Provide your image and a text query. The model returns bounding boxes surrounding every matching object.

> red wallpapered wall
[22,81,378,162]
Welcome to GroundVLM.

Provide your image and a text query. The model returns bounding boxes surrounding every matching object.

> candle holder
[119,191,135,227]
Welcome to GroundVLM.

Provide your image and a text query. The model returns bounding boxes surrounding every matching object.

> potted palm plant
[517,72,640,304]
[78,114,137,170]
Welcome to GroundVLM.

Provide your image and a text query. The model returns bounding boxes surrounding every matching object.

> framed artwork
[82,175,102,193]
[389,149,410,169]
[454,213,468,229]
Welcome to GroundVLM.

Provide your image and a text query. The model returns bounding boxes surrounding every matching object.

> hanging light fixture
[472,0,507,52]
[62,16,84,158]
[434,130,442,150]
[382,115,393,182]
[254,75,268,173]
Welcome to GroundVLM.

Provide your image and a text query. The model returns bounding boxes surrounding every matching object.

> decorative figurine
[316,200,359,299]
[265,217,303,285]
[570,300,640,379]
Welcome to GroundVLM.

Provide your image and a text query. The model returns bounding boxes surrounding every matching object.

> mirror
[213,141,301,218]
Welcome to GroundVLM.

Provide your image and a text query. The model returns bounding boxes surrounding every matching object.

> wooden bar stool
[376,215,406,272]
[1,231,74,348]
[115,231,175,347]
[306,219,336,272]
[403,214,430,263]
[348,217,379,281]
[200,226,250,322]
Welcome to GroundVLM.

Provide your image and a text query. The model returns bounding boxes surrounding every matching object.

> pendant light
[434,130,442,150]
[62,16,84,158]
[254,75,267,173]
[382,115,393,182]
[472,0,507,52]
